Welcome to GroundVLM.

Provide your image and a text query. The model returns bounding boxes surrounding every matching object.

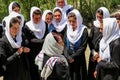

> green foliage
[0,0,120,27]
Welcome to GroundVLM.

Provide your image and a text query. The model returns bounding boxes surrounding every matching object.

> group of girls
[0,0,120,80]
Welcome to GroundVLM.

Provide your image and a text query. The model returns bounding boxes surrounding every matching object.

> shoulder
[0,36,8,47]
[83,27,88,34]
[110,38,120,46]
[109,38,120,51]
[22,23,31,31]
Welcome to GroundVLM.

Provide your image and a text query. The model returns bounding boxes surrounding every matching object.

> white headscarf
[9,1,20,14]
[3,12,23,30]
[5,13,22,48]
[52,7,67,32]
[67,9,86,44]
[35,32,67,69]
[36,32,68,80]
[26,6,46,39]
[8,1,24,28]
[42,32,64,56]
[42,10,53,22]
[93,7,110,28]
[56,0,73,18]
[99,18,120,62]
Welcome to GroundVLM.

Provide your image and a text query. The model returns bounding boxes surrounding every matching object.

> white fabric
[62,5,73,19]
[41,56,67,80]
[42,32,64,56]
[67,9,86,44]
[8,1,24,28]
[99,18,120,62]
[5,12,22,48]
[56,0,73,19]
[52,7,67,32]
[8,1,21,14]
[26,6,46,39]
[35,32,68,71]
[2,12,21,29]
[42,10,53,22]
[10,11,24,29]
[93,7,110,28]
[35,32,68,79]
[35,51,44,70]
[56,0,67,6]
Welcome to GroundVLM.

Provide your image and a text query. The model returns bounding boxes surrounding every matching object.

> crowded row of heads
[2,0,120,40]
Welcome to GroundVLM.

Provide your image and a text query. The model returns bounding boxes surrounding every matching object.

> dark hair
[33,10,42,15]
[115,13,120,20]
[16,16,21,20]
[10,17,20,28]
[12,2,20,10]
[96,9,103,16]
[68,12,76,19]
[47,12,53,15]
[54,9,62,14]
[52,31,63,42]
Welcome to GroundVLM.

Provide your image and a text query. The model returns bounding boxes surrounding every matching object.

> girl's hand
[94,71,97,78]
[69,59,74,63]
[23,47,30,53]
[97,57,102,63]
[17,47,24,54]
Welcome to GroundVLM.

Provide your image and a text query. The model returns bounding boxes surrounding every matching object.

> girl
[64,9,88,80]
[23,6,48,80]
[94,18,120,80]
[35,31,69,80]
[56,0,73,19]
[52,7,67,39]
[42,10,55,32]
[0,14,31,80]
[88,7,110,80]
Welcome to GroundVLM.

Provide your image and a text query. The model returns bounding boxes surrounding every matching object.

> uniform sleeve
[22,25,34,41]
[0,41,20,65]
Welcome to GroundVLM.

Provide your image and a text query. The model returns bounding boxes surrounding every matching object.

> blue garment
[66,36,83,54]
[66,7,73,15]
[48,24,56,32]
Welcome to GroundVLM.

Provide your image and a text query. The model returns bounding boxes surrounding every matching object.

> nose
[70,21,74,26]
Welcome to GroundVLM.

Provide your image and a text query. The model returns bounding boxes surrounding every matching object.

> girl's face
[57,0,65,8]
[10,22,20,38]
[54,11,62,23]
[33,14,41,24]
[13,7,20,14]
[45,14,53,24]
[57,36,64,46]
[68,17,77,30]
[96,13,103,23]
